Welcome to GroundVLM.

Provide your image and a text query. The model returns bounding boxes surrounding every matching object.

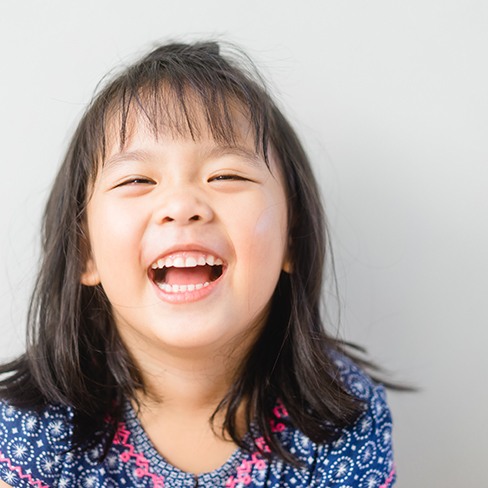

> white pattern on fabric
[0,355,395,487]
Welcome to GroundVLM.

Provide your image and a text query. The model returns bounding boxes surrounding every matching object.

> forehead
[104,86,260,153]
[95,103,290,194]
[83,81,287,193]
[96,93,276,178]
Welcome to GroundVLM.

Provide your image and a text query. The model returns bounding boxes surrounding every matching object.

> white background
[0,1,487,486]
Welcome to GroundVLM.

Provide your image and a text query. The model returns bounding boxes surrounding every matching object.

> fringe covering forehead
[90,42,272,171]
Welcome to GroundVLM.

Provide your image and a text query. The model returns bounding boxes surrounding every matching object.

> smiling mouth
[149,253,224,293]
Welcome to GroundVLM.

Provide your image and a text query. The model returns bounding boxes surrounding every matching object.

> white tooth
[203,282,210,287]
[197,256,206,266]
[206,255,215,266]
[215,258,223,266]
[157,259,165,269]
[157,282,165,289]
[151,263,158,270]
[160,283,171,292]
[195,283,203,290]
[179,285,187,292]
[165,257,174,268]
[171,284,179,292]
[174,257,185,268]
[187,284,195,291]
[185,257,197,267]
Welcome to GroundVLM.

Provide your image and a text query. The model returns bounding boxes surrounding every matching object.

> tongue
[164,266,213,285]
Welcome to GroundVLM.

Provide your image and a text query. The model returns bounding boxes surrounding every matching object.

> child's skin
[0,43,396,488]
[80,107,290,473]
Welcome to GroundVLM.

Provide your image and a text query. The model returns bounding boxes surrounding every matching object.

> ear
[81,256,100,286]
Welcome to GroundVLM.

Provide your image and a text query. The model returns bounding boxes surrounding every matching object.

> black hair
[0,40,373,465]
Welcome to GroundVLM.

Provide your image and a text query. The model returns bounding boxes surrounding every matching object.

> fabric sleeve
[0,400,73,487]
[313,384,396,487]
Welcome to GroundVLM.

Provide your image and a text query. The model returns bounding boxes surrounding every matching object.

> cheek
[252,204,287,264]
[87,200,145,279]
[224,194,287,252]
[229,197,288,301]
[93,201,143,236]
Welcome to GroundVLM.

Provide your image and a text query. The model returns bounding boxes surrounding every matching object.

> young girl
[0,41,395,487]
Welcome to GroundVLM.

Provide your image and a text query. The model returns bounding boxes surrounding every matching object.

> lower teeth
[157,282,210,293]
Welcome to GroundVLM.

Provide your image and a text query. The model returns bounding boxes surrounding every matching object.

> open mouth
[149,253,225,293]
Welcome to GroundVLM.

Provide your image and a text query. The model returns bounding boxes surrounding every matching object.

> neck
[125,338,249,415]
[142,353,234,411]
[125,343,250,474]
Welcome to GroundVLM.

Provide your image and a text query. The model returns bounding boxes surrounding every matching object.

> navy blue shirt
[0,357,395,487]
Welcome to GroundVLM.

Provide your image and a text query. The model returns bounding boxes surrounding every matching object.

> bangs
[92,42,273,171]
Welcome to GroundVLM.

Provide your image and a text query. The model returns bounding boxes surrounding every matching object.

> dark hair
[0,41,369,464]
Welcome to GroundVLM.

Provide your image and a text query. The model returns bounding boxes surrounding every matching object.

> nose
[154,189,214,225]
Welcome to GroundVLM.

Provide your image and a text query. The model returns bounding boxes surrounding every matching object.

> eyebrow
[103,144,264,172]
[204,145,264,167]
[103,150,152,172]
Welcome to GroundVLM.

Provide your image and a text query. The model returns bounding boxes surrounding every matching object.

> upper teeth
[151,255,223,270]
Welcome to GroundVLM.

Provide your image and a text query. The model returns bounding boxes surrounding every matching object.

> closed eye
[115,177,155,188]
[209,174,248,182]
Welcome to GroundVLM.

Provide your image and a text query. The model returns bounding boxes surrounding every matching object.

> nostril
[161,215,201,223]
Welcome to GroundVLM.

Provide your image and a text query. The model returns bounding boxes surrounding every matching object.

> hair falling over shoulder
[1,40,379,465]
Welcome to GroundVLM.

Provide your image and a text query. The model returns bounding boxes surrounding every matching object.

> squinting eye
[116,177,155,187]
[210,174,247,182]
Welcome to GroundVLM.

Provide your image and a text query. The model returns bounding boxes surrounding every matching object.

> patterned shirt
[0,357,395,487]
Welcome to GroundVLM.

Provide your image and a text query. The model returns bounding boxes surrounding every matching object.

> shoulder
[0,399,74,451]
[281,354,396,486]
[325,354,396,486]
[330,350,379,399]
[0,399,74,487]
[318,385,396,486]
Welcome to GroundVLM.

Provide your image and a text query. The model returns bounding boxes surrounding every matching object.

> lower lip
[150,275,224,304]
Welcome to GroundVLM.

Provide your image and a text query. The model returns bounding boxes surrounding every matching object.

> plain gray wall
[1,1,486,486]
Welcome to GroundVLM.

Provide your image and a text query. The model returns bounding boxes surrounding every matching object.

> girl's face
[82,112,290,361]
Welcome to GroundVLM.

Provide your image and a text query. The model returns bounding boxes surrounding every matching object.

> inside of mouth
[152,264,223,286]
